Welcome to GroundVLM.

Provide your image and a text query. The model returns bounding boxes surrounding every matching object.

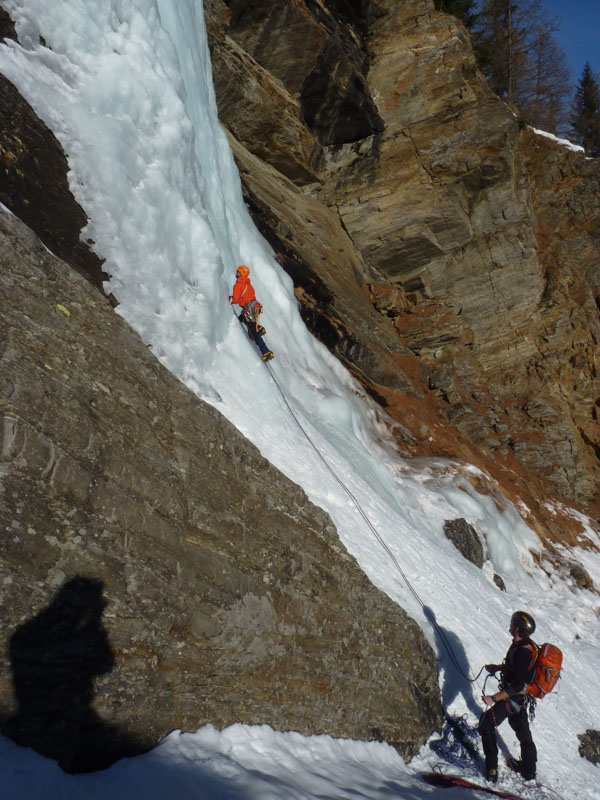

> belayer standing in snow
[230,265,274,362]
[479,611,538,784]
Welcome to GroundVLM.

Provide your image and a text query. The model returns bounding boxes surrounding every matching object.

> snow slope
[1,1,600,798]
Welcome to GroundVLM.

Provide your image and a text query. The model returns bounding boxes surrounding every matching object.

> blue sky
[543,0,600,84]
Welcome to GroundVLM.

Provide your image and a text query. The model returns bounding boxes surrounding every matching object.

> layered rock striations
[1,0,600,772]
[205,0,600,532]
[0,206,442,770]
[3,1,597,539]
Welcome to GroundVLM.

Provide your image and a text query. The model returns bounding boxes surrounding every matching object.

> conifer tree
[570,63,600,157]
[519,18,571,132]
[471,0,571,134]
[473,0,524,101]
[434,0,477,29]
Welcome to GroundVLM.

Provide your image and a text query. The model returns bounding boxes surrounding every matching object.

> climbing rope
[264,360,482,684]
[232,311,566,800]
[265,357,571,799]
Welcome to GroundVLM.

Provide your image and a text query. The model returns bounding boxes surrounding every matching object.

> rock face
[205,0,600,531]
[0,207,442,771]
[1,0,600,773]
[443,519,483,568]
[0,76,107,292]
[578,729,600,765]
[2,2,599,539]
[0,4,105,290]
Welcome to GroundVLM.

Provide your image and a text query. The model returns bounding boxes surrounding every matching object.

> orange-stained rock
[205,0,600,527]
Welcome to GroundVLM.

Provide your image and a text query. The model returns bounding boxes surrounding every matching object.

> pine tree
[518,19,571,133]
[434,0,478,30]
[472,0,532,101]
[570,63,600,157]
[471,0,571,134]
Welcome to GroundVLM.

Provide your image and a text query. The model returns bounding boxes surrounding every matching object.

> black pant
[479,699,537,776]
[239,313,269,356]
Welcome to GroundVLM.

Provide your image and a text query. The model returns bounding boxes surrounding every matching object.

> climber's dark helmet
[510,610,536,637]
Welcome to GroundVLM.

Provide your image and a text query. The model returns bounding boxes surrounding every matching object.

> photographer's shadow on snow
[0,576,151,773]
[423,606,481,720]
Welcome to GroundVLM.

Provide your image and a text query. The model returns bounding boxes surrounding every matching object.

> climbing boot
[485,767,498,784]
[507,758,535,782]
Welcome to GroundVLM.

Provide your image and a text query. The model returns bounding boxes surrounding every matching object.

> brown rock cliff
[205,0,600,540]
[1,0,600,771]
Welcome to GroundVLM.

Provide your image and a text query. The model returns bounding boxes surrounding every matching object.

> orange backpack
[526,642,563,698]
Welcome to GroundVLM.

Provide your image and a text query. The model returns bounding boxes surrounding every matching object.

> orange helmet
[236,265,250,277]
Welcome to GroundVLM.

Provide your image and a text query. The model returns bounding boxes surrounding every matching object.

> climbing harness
[241,298,262,324]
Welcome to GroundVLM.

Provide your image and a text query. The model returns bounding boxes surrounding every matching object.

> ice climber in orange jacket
[230,265,274,362]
